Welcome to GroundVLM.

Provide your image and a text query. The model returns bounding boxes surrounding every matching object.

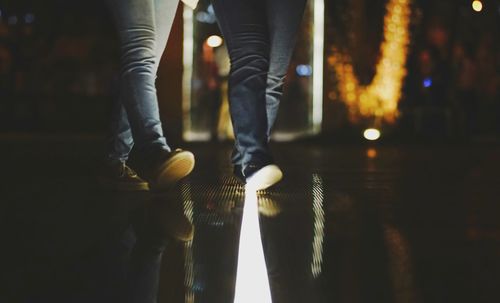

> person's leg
[106,0,178,164]
[107,76,134,164]
[106,0,174,158]
[211,0,272,175]
[104,0,194,191]
[265,0,308,137]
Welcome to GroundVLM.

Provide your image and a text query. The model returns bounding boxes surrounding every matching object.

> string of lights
[328,0,412,123]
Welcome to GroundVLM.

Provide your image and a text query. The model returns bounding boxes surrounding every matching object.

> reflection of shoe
[143,149,195,191]
[98,161,149,191]
[258,194,282,217]
[147,199,194,242]
[245,164,283,191]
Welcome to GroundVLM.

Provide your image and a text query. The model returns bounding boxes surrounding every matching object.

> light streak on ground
[311,174,325,278]
[234,187,273,303]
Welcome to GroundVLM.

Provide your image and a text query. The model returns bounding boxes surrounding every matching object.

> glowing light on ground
[364,128,381,141]
[472,1,483,12]
[328,0,411,123]
[181,183,195,303]
[311,174,325,278]
[367,148,378,159]
[206,35,223,48]
[234,188,272,303]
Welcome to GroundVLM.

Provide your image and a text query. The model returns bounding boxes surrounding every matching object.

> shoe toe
[152,150,195,190]
[246,164,283,191]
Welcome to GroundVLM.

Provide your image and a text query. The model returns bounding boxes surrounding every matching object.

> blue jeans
[106,0,179,163]
[211,0,307,174]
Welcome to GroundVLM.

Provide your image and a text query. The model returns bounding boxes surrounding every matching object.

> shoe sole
[153,151,195,190]
[97,177,150,191]
[245,164,283,191]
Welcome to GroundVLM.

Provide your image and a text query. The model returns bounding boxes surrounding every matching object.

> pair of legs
[211,0,307,178]
[104,0,194,190]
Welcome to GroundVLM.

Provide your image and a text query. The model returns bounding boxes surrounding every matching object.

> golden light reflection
[367,148,378,159]
[384,224,419,302]
[181,183,195,303]
[258,194,282,218]
[328,0,411,123]
[234,188,272,303]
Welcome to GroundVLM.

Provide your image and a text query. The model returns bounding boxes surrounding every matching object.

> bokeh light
[367,148,378,158]
[329,0,411,123]
[472,1,483,12]
[364,128,382,141]
[206,35,223,48]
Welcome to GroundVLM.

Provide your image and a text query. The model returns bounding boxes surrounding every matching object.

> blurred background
[0,0,498,143]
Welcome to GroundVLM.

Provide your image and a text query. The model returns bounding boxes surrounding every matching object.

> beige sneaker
[245,164,283,191]
[98,162,149,191]
[144,149,195,191]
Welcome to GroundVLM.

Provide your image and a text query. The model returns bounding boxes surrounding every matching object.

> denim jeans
[106,0,179,163]
[210,0,307,173]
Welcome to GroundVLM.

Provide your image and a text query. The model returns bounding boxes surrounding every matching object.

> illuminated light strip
[181,182,195,303]
[182,7,194,141]
[234,188,272,303]
[329,0,411,123]
[311,174,325,278]
[312,0,325,133]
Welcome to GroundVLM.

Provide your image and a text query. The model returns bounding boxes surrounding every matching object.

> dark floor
[1,135,500,303]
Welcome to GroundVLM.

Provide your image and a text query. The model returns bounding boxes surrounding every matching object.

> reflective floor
[1,135,500,303]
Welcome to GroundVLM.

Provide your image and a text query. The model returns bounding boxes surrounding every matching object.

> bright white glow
[472,0,483,12]
[364,128,381,141]
[234,188,272,303]
[311,174,325,278]
[183,7,194,141]
[312,0,325,134]
[206,35,223,48]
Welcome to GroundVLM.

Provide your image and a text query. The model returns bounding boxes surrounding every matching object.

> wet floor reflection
[173,176,243,303]
[69,192,193,303]
[172,171,423,303]
[3,140,500,303]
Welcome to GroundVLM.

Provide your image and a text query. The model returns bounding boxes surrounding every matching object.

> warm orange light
[472,1,483,12]
[329,0,411,123]
[367,148,378,158]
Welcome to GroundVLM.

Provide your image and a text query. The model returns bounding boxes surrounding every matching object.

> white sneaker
[245,164,283,191]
